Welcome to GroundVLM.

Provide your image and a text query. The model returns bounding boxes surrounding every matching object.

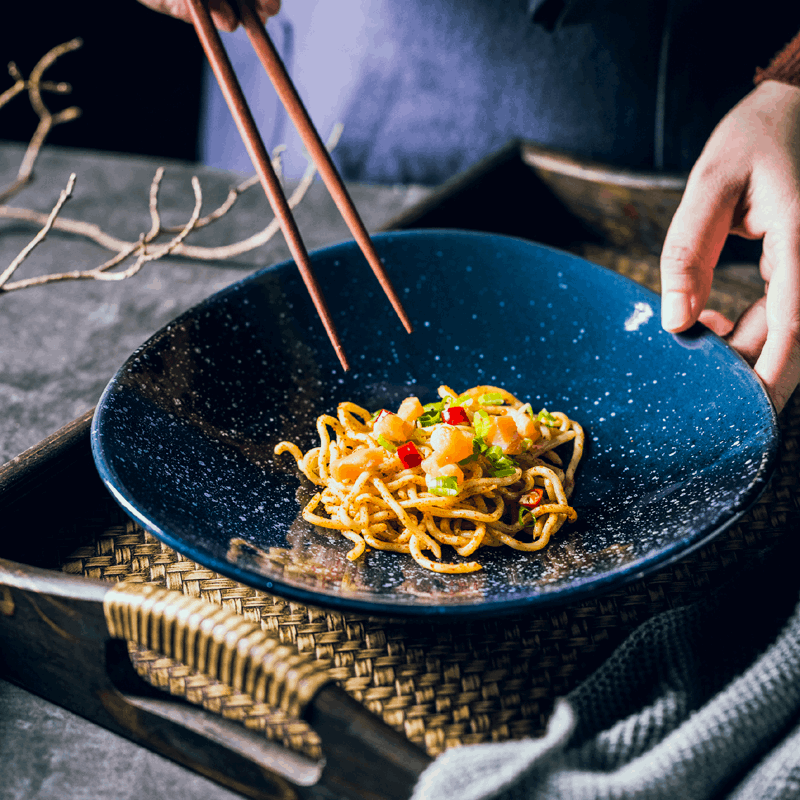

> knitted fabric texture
[412,537,800,800]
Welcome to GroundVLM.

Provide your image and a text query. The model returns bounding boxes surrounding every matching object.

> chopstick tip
[335,349,351,372]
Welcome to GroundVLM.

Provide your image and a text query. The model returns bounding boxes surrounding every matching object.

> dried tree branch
[0,123,343,264]
[92,175,204,282]
[0,173,76,288]
[0,41,345,293]
[0,39,82,205]
[0,172,205,291]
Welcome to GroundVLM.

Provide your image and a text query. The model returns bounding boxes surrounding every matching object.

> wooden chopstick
[185,0,350,370]
[236,1,414,335]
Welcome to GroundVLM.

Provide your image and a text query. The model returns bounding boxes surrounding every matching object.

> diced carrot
[429,425,474,463]
[485,414,523,455]
[397,396,424,423]
[508,407,541,442]
[421,452,464,483]
[437,462,464,483]
[332,447,384,482]
[373,411,412,442]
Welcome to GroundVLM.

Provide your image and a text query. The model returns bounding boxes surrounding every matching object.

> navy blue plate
[92,230,780,617]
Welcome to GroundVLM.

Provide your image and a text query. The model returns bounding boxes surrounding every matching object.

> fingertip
[698,309,735,337]
[661,291,694,332]
[209,2,239,31]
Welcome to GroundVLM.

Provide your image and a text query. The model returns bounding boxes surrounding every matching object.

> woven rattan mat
[62,253,798,760]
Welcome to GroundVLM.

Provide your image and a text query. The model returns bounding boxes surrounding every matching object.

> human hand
[660,80,800,412]
[137,0,280,32]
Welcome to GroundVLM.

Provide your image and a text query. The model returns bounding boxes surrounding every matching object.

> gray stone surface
[0,141,429,464]
[0,681,244,800]
[0,141,429,799]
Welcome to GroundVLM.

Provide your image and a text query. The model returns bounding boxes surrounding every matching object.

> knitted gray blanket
[413,539,800,800]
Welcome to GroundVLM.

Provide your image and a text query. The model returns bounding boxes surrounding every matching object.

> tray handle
[103,579,431,799]
[104,580,330,720]
[1,561,430,800]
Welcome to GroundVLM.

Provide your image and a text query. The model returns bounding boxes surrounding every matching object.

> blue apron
[200,0,800,184]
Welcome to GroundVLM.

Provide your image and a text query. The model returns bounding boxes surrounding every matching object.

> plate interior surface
[92,230,780,616]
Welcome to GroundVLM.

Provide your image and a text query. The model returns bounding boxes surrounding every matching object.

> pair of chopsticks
[186,0,413,371]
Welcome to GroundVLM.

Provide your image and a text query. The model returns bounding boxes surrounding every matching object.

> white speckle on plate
[624,302,654,331]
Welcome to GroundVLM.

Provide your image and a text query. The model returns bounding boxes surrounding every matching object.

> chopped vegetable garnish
[538,409,559,427]
[442,406,468,425]
[417,398,451,426]
[484,444,518,477]
[478,392,504,405]
[397,441,423,469]
[519,403,534,418]
[520,487,544,508]
[485,445,504,461]
[518,507,533,527]
[377,435,397,452]
[472,410,492,441]
[426,474,459,497]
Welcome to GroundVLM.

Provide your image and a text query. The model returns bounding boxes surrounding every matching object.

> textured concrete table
[0,142,429,800]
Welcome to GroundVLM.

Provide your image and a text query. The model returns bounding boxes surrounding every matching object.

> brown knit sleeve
[755,30,800,88]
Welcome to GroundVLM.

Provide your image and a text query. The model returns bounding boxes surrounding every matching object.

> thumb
[660,163,744,332]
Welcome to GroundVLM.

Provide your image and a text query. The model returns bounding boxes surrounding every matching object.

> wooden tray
[1,141,790,800]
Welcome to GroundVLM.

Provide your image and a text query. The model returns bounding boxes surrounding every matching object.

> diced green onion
[518,507,533,527]
[490,466,517,478]
[478,392,504,406]
[521,438,533,451]
[486,445,504,461]
[466,437,487,461]
[377,434,397,452]
[418,399,446,426]
[538,408,559,427]
[472,410,492,440]
[426,475,459,497]
[481,444,518,477]
[519,403,533,418]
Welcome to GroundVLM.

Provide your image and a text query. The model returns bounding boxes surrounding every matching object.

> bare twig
[0,123,343,266]
[0,172,205,290]
[0,40,345,293]
[0,172,76,289]
[92,175,204,282]
[0,39,82,205]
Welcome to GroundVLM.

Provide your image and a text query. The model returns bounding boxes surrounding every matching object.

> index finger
[660,161,743,332]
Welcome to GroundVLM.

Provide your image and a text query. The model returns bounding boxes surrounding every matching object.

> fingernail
[661,292,691,331]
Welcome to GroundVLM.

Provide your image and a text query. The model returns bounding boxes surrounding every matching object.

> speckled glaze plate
[92,230,780,617]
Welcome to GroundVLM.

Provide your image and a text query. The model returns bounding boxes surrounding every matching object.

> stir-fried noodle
[275,385,583,574]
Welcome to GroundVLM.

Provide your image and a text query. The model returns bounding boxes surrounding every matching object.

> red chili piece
[374,409,392,422]
[520,488,544,508]
[397,441,423,469]
[442,406,468,425]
